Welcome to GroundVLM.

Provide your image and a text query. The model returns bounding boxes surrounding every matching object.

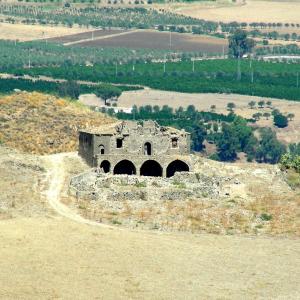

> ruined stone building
[79,120,192,177]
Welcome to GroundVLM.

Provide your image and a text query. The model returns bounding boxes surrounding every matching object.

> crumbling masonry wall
[79,120,193,177]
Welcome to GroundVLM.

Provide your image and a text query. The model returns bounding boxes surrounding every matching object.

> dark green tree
[229,30,255,58]
[191,123,207,152]
[274,113,288,128]
[227,102,236,112]
[248,101,256,109]
[58,80,81,99]
[255,128,286,163]
[216,124,239,161]
[95,85,122,105]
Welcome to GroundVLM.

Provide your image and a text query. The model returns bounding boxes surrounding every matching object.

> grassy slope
[0,92,114,154]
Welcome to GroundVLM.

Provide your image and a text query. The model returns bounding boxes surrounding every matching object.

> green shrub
[260,213,273,221]
[112,219,122,225]
[172,180,186,189]
[280,154,300,173]
[135,181,147,188]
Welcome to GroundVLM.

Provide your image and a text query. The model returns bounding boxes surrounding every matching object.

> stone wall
[69,170,225,204]
[79,120,192,177]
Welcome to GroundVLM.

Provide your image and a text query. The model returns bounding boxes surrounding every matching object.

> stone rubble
[69,170,227,204]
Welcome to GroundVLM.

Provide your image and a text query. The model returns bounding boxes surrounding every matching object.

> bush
[135,181,147,188]
[260,213,272,221]
[274,113,288,128]
[280,153,300,173]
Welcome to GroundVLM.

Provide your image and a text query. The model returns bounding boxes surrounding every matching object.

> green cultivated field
[0,78,140,98]
[13,59,300,100]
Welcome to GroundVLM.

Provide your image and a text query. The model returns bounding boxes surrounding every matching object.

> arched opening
[144,142,152,155]
[113,160,136,175]
[140,160,162,177]
[166,160,189,177]
[99,144,105,155]
[100,160,110,173]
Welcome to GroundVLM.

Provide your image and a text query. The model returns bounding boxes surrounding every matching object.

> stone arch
[166,160,189,178]
[100,160,110,173]
[144,142,152,155]
[140,160,162,177]
[113,160,136,175]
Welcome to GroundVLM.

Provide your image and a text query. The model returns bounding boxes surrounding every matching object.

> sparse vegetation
[72,191,300,236]
[172,180,186,189]
[135,181,147,188]
[0,92,114,154]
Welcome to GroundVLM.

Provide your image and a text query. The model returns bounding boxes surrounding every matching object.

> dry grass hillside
[0,92,114,154]
[0,89,299,298]
[162,0,300,24]
[0,147,299,299]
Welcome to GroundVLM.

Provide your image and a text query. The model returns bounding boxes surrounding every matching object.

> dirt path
[43,153,116,229]
[1,150,300,299]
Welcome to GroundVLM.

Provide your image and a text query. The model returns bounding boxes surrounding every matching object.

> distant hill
[0,92,114,154]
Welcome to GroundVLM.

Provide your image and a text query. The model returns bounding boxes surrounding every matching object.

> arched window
[140,160,162,177]
[99,144,105,155]
[100,160,110,173]
[113,160,136,175]
[144,142,152,155]
[166,160,189,177]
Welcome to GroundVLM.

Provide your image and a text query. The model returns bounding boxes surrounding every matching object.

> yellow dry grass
[70,191,300,236]
[1,217,300,299]
[0,22,88,41]
[0,92,114,154]
[161,0,300,24]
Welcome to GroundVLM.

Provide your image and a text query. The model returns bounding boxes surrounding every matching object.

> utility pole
[237,46,241,81]
[28,50,31,69]
[163,54,166,73]
[192,58,195,72]
[250,54,253,83]
[169,0,172,49]
[92,31,94,41]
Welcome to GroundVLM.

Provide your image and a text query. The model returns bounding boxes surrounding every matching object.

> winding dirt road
[43,153,115,229]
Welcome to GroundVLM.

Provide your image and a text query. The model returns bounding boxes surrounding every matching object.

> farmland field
[163,0,300,24]
[52,30,228,53]
[0,22,89,41]
[47,29,129,44]
[117,88,300,145]
[16,59,300,100]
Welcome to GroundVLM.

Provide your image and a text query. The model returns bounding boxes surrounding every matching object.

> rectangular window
[171,138,178,148]
[116,138,123,148]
